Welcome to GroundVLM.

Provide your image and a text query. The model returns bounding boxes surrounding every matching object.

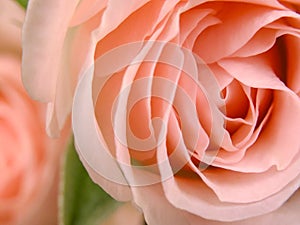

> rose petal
[185,0,286,11]
[94,0,152,41]
[208,63,233,89]
[184,188,300,225]
[218,55,290,91]
[72,63,132,201]
[94,1,172,58]
[286,35,300,94]
[22,0,80,102]
[69,0,108,26]
[217,91,300,172]
[232,28,279,57]
[150,113,300,220]
[163,172,300,221]
[193,3,298,63]
[179,8,214,45]
[182,15,221,50]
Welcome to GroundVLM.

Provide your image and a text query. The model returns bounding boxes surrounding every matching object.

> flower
[0,1,69,224]
[22,0,300,224]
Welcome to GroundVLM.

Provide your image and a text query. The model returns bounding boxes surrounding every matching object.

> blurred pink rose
[0,1,69,225]
[22,0,300,225]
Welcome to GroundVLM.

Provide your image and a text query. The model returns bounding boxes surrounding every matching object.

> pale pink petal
[72,63,132,201]
[22,0,86,137]
[201,149,300,203]
[22,0,80,102]
[163,173,300,221]
[184,189,300,225]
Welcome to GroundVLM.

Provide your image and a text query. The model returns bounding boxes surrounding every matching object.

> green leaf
[16,0,28,9]
[60,138,121,225]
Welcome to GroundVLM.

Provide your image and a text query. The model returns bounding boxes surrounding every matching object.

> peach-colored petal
[70,0,108,26]
[217,91,300,172]
[184,188,300,225]
[148,125,300,221]
[232,28,279,57]
[233,18,300,57]
[202,152,300,203]
[285,35,300,94]
[208,63,233,89]
[163,174,300,222]
[185,0,287,11]
[94,1,171,58]
[194,3,299,63]
[94,0,151,41]
[182,15,221,50]
[218,55,290,91]
[179,8,214,44]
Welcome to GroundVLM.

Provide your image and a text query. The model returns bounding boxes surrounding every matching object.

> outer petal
[22,0,80,102]
[22,0,82,137]
[184,189,300,225]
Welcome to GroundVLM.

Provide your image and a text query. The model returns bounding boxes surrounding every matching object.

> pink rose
[22,0,300,224]
[0,1,69,224]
